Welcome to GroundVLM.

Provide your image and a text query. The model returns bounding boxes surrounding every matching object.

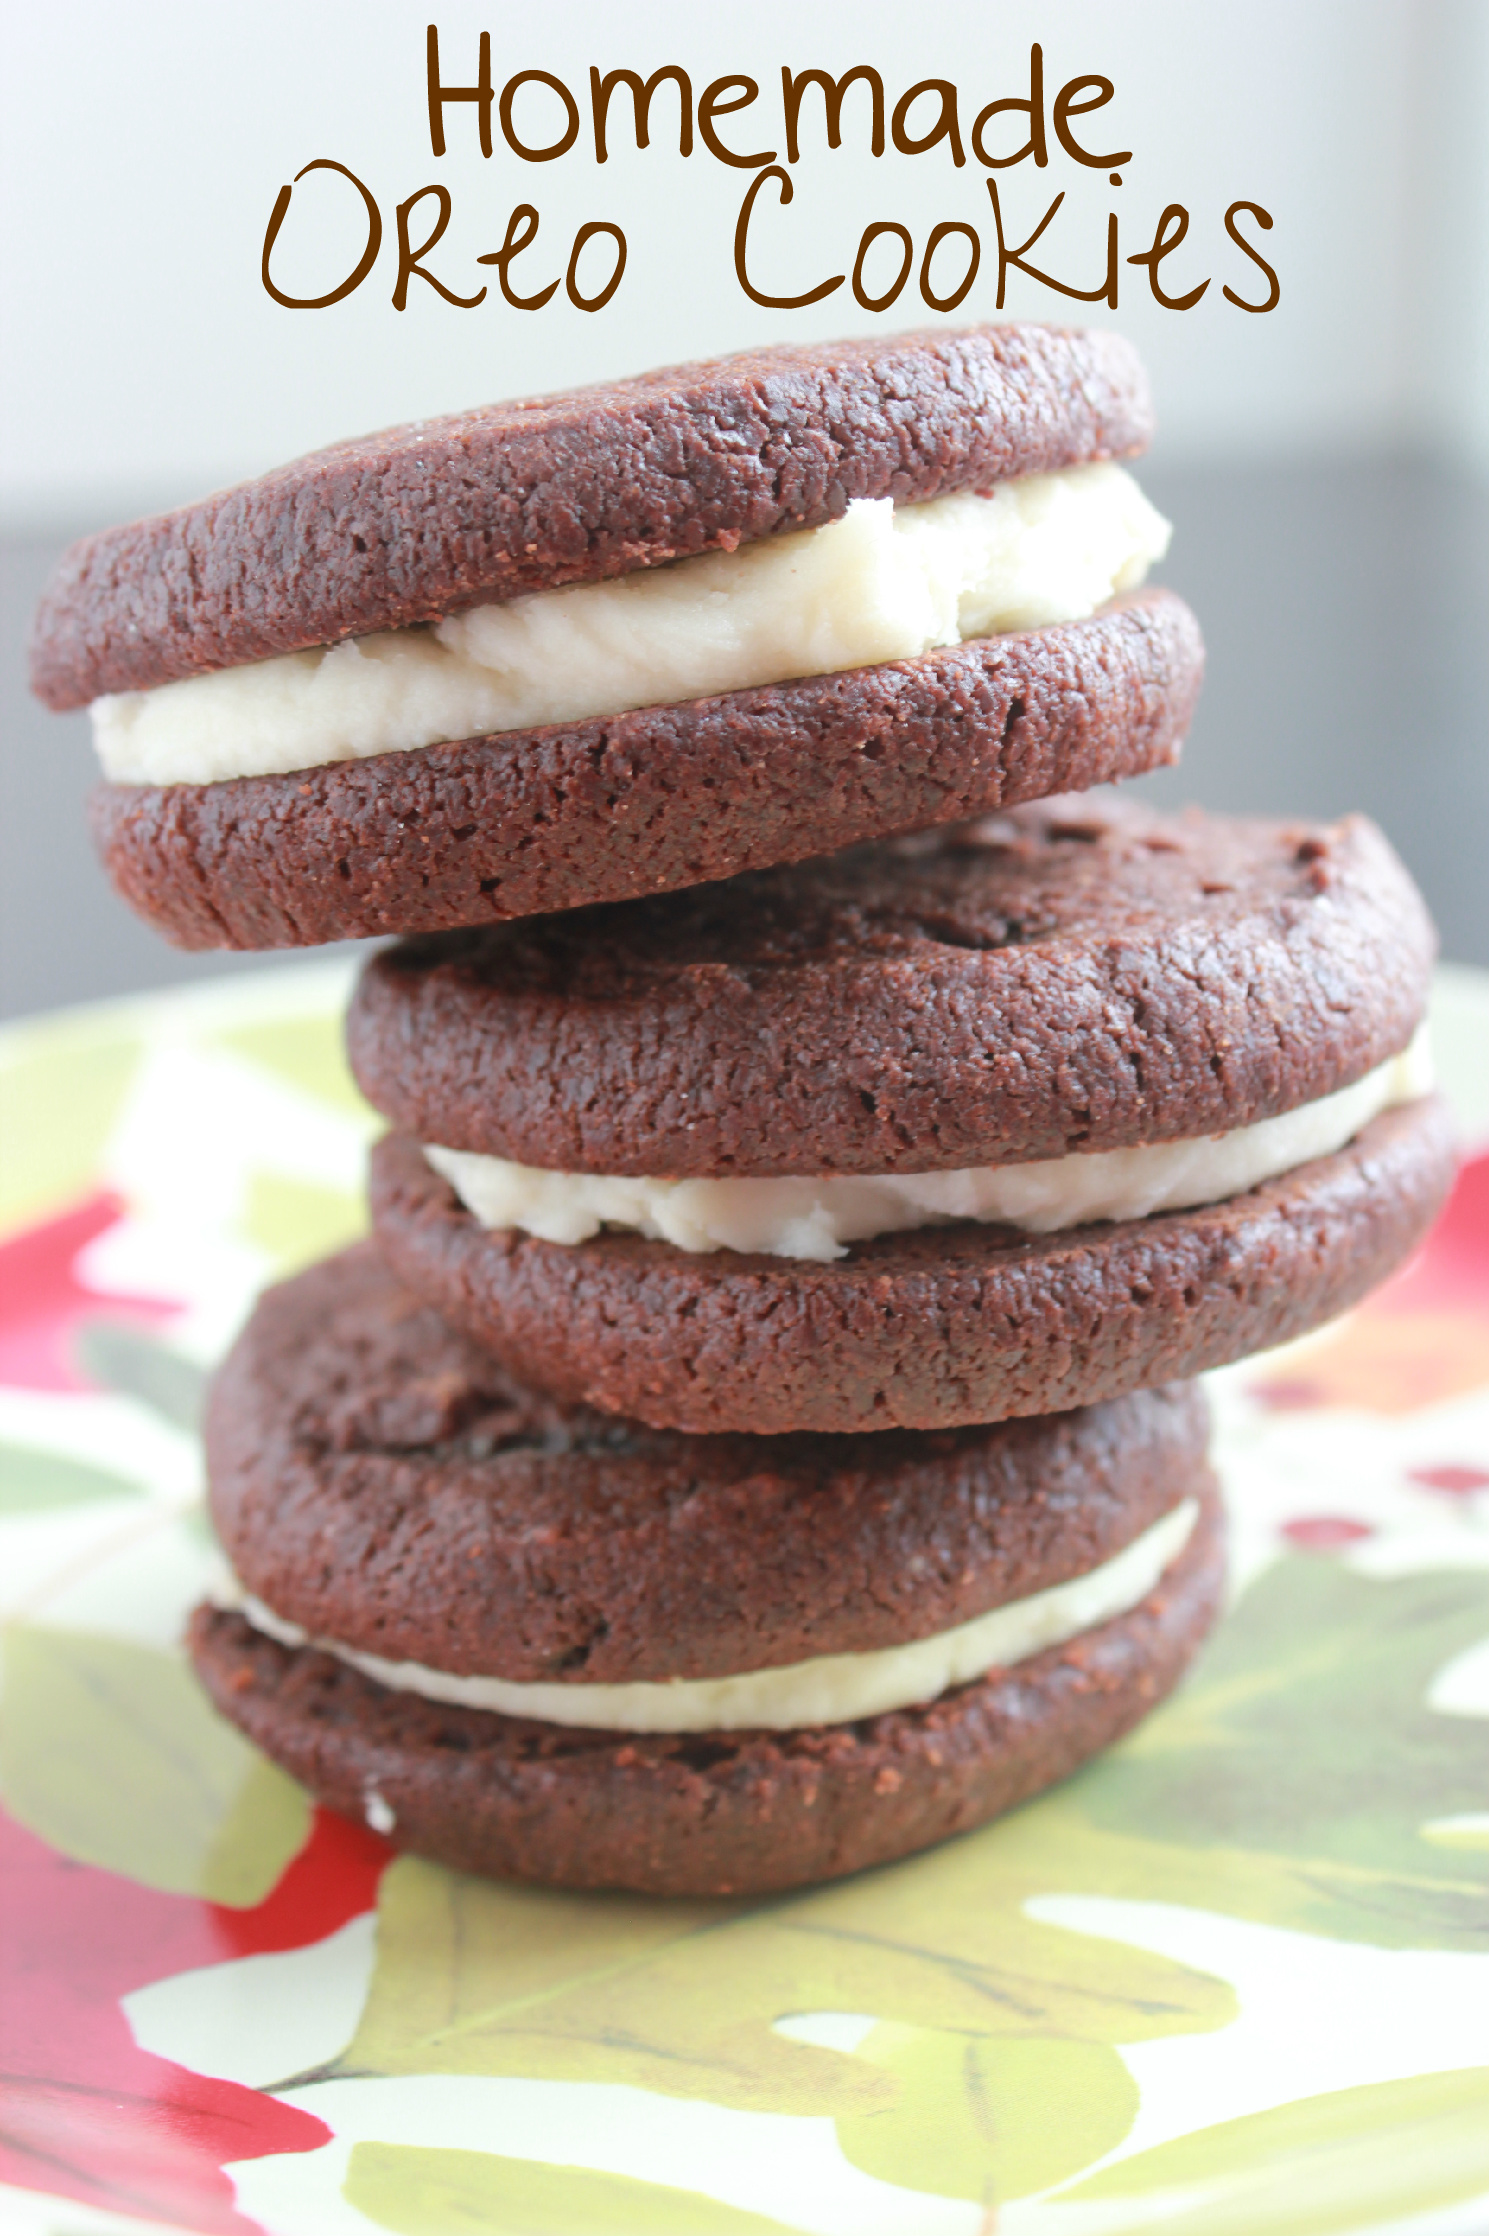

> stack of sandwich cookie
[30,321,1451,1897]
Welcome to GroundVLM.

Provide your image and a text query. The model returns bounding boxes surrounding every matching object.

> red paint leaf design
[0,1804,388,2232]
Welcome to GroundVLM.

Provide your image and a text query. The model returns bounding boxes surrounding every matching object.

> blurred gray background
[2,1,1485,1017]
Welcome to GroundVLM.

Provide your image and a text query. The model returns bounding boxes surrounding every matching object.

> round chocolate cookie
[368,1097,1455,1434]
[350,801,1435,1175]
[209,1242,1210,1683]
[189,1486,1223,1896]
[33,324,1151,707]
[88,591,1200,949]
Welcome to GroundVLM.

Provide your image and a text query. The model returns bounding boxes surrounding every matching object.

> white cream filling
[426,1030,1433,1264]
[225,1498,1197,1735]
[93,464,1169,787]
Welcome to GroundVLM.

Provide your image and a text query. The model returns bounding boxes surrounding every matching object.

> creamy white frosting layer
[93,464,1169,787]
[227,1499,1198,1735]
[426,1032,1432,1263]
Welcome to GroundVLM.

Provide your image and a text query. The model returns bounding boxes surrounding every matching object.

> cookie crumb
[363,1785,396,1836]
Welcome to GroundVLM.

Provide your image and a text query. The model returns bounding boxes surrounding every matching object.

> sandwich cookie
[354,799,1453,1433]
[32,326,1201,945]
[190,1245,1222,1894]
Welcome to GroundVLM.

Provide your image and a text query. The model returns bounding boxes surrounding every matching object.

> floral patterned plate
[2,960,1487,2236]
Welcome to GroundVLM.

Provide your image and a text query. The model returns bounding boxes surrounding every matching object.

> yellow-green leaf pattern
[242,1170,366,1271]
[1065,2065,1489,2235]
[0,1624,310,1903]
[837,2025,1137,2203]
[1073,1558,1489,1948]
[0,1022,140,1228]
[218,1014,372,1120]
[337,1839,1233,2118]
[344,2143,807,2236]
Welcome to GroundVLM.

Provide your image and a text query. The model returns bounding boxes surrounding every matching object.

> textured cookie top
[207,1243,1208,1685]
[31,323,1152,709]
[348,798,1436,1176]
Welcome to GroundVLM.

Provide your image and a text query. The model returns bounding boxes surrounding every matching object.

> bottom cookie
[190,1485,1223,1897]
[367,1099,1454,1433]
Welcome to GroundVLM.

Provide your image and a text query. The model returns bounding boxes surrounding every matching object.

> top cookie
[347,798,1435,1177]
[31,323,1150,708]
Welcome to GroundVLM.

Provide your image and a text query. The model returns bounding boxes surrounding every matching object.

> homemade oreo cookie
[354,797,1452,1433]
[190,1244,1222,1894]
[33,325,1202,945]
